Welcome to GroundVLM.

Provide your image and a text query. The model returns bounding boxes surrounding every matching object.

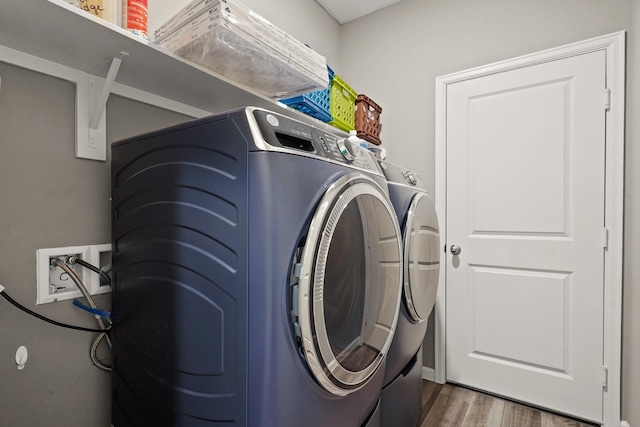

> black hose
[72,257,111,286]
[73,258,101,275]
[0,290,109,333]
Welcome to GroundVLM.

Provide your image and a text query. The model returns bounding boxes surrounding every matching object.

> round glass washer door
[403,192,441,323]
[297,173,403,396]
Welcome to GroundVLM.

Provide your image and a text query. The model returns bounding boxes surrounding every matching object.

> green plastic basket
[329,74,357,132]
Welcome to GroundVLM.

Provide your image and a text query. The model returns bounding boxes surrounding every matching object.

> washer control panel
[252,109,381,174]
[335,136,356,163]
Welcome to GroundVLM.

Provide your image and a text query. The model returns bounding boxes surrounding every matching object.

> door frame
[433,32,625,426]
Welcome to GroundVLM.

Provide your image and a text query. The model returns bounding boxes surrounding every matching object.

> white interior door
[445,50,606,422]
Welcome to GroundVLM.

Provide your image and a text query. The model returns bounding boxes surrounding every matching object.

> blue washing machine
[110,107,404,427]
[377,162,441,427]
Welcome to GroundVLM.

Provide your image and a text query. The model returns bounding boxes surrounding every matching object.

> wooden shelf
[0,0,284,114]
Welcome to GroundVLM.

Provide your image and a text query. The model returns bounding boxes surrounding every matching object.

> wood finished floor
[420,381,598,427]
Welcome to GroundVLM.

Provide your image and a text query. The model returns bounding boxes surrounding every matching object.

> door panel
[446,50,606,422]
[470,266,569,371]
[470,80,569,235]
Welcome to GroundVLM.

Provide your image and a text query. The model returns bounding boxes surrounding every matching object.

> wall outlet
[36,244,112,305]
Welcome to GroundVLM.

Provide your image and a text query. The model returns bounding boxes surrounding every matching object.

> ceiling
[314,0,404,24]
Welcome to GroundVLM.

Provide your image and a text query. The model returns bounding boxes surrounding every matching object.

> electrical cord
[0,287,109,333]
[54,260,112,371]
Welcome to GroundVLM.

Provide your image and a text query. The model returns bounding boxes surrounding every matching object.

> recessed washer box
[36,244,112,305]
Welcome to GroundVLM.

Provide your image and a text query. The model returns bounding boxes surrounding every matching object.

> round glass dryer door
[403,192,441,323]
[297,173,403,396]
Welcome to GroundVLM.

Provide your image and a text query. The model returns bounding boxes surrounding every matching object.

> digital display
[275,132,314,152]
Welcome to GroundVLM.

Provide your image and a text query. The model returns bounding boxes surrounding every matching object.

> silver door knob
[450,245,462,255]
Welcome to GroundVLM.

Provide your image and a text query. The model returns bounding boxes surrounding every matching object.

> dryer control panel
[251,109,381,175]
[379,161,426,189]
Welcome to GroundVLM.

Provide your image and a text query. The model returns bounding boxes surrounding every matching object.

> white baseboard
[621,421,630,427]
[422,366,436,382]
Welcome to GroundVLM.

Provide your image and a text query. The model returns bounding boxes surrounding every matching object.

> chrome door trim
[297,173,403,396]
[403,192,441,323]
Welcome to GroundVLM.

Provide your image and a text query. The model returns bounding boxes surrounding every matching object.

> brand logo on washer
[266,114,279,127]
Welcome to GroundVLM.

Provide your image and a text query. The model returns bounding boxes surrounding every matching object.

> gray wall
[624,1,640,425]
[0,62,192,426]
[339,0,637,425]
